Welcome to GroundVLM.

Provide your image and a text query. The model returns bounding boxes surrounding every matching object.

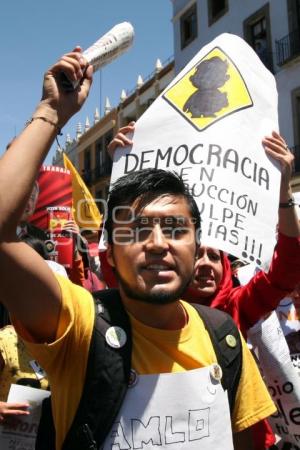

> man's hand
[263,131,300,237]
[62,220,80,236]
[262,131,294,201]
[0,401,30,423]
[36,46,93,129]
[107,121,135,159]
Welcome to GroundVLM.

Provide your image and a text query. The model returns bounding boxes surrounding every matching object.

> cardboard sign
[30,165,72,230]
[249,313,300,447]
[46,206,74,269]
[0,384,50,450]
[30,166,74,268]
[110,33,280,265]
[103,366,233,450]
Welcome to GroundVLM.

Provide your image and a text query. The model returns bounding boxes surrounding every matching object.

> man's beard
[114,270,194,305]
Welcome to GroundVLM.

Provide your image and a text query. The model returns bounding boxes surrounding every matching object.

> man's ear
[106,245,115,268]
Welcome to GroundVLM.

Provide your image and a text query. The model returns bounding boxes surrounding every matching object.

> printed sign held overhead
[111,33,280,266]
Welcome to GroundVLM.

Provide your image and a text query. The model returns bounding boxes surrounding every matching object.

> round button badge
[210,363,223,382]
[225,334,237,348]
[128,369,138,388]
[105,326,127,349]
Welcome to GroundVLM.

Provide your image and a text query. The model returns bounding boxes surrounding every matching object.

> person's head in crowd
[184,246,229,302]
[20,234,48,259]
[98,169,233,304]
[105,168,201,304]
[20,234,69,278]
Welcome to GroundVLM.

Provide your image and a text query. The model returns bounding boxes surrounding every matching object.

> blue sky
[0,1,173,163]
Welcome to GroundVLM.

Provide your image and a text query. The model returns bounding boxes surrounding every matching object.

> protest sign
[0,384,50,450]
[293,192,300,220]
[276,296,300,376]
[30,165,72,230]
[111,33,280,265]
[30,165,74,268]
[238,263,300,448]
[46,205,74,268]
[103,366,233,450]
[277,297,300,337]
[249,312,300,447]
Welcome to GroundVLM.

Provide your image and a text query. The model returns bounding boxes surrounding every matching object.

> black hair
[105,168,201,244]
[20,234,49,260]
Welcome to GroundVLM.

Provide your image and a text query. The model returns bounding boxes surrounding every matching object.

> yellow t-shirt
[15,275,276,450]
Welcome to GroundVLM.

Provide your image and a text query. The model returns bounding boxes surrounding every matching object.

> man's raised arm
[263,131,300,237]
[0,48,93,342]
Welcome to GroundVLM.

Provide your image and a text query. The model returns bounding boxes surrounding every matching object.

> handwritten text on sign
[111,34,280,265]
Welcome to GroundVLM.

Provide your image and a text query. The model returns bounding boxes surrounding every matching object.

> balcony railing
[291,145,300,174]
[82,159,113,186]
[276,28,300,66]
[93,159,113,180]
[82,170,92,186]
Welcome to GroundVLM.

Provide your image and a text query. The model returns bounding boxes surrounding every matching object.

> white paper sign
[103,366,233,450]
[291,353,300,373]
[293,192,300,220]
[0,384,50,450]
[111,33,280,266]
[249,313,300,447]
[276,297,300,337]
[276,297,300,379]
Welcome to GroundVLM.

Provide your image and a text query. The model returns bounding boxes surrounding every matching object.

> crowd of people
[0,46,299,450]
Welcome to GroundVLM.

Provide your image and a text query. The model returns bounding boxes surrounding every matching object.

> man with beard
[0,50,275,450]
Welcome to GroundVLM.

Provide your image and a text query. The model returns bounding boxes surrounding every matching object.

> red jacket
[186,233,300,337]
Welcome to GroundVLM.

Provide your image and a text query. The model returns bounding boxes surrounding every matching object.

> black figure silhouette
[183,56,230,118]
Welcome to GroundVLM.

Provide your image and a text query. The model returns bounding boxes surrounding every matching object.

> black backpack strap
[62,289,132,450]
[36,294,241,450]
[35,396,55,450]
[192,304,242,415]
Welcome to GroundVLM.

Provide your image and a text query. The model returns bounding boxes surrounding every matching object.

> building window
[94,130,113,179]
[208,0,228,25]
[276,1,300,65]
[83,147,92,185]
[251,17,268,59]
[244,4,273,72]
[180,3,198,50]
[95,140,104,172]
[291,88,300,173]
[104,130,113,149]
[84,148,91,171]
[95,190,105,213]
[287,0,300,32]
